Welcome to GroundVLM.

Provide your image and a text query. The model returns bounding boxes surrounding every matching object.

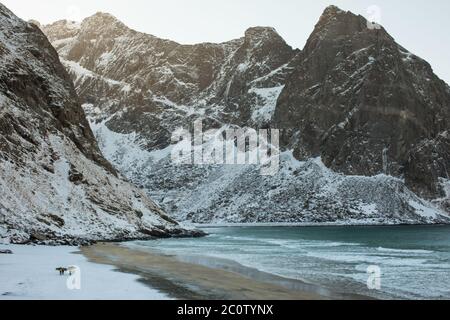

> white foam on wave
[376,247,434,254]
[306,250,432,267]
[219,235,361,250]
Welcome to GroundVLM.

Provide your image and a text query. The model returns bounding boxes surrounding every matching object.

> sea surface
[130,225,450,299]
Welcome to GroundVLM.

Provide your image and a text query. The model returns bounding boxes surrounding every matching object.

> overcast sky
[2,0,450,83]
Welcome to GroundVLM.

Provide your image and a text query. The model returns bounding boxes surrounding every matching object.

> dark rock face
[0,3,198,244]
[0,9,115,174]
[274,6,450,200]
[40,6,450,223]
[405,132,450,199]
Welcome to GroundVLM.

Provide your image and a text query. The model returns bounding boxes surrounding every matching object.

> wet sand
[81,243,369,300]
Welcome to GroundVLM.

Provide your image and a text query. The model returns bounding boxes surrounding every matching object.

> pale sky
[2,0,450,83]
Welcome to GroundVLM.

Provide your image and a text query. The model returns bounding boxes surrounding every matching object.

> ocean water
[131,225,450,299]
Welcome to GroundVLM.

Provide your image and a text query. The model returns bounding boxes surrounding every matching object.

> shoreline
[81,242,370,300]
[194,222,450,228]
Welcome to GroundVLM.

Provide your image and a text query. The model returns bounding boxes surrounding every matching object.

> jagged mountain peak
[321,5,346,17]
[82,11,123,27]
[40,12,130,44]
[244,26,279,39]
[310,4,390,45]
[243,26,290,50]
[79,11,129,36]
[90,11,118,20]
[45,19,79,28]
[315,5,357,32]
[43,19,81,43]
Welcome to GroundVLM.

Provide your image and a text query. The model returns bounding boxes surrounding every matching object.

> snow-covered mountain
[0,3,201,245]
[40,6,450,224]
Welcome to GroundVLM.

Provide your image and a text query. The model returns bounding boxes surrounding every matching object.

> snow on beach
[0,245,169,300]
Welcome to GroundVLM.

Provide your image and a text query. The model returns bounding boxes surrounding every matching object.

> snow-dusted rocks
[0,3,201,244]
[40,6,450,224]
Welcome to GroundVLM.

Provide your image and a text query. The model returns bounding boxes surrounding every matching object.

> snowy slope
[0,3,200,244]
[84,118,450,225]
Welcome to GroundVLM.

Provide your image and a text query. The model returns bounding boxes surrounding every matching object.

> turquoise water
[131,225,450,299]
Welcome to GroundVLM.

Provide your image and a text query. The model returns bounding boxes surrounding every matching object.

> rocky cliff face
[0,3,199,245]
[40,6,450,224]
[274,6,450,201]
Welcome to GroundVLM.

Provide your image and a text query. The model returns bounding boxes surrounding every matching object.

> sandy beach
[81,243,367,300]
